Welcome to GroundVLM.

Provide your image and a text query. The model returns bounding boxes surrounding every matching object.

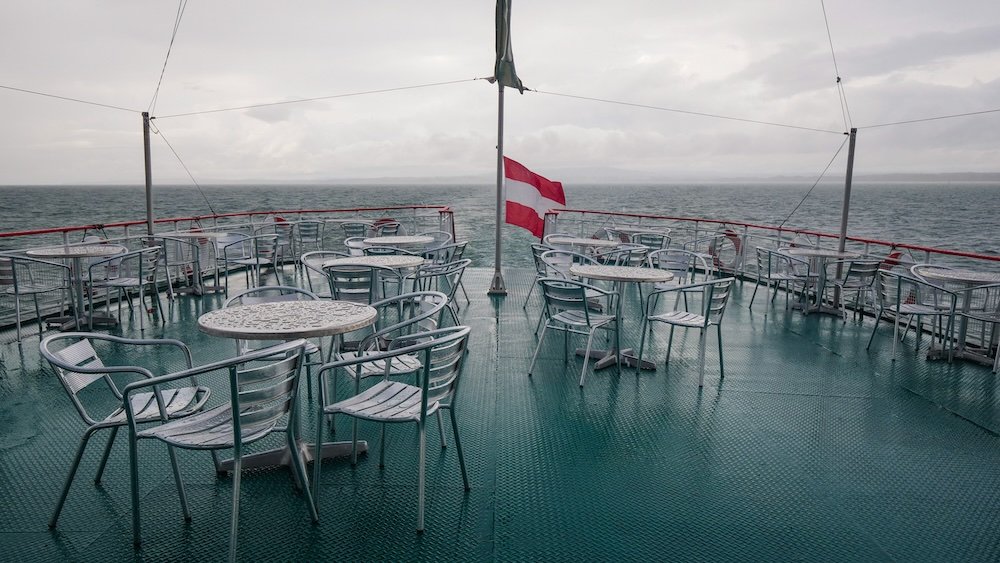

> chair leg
[436,410,447,448]
[313,412,324,501]
[580,330,597,387]
[665,325,676,366]
[636,318,649,375]
[528,325,548,376]
[94,427,118,484]
[522,280,536,308]
[13,295,22,342]
[749,280,760,308]
[228,456,242,563]
[287,427,318,523]
[716,325,725,380]
[697,328,707,388]
[50,428,97,528]
[166,445,191,522]
[449,407,470,490]
[130,432,142,547]
[416,420,427,533]
[33,294,44,337]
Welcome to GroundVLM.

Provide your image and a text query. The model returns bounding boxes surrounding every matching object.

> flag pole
[142,111,154,236]
[489,82,508,295]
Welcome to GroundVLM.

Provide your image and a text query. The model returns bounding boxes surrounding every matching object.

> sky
[1,0,999,185]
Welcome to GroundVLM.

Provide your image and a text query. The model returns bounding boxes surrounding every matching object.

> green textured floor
[2,267,999,561]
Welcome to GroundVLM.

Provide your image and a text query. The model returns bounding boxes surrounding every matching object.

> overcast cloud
[1,0,998,184]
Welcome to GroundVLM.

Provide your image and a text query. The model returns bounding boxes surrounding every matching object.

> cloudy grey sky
[1,0,999,184]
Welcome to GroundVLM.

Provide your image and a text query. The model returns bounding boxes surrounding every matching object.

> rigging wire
[156,78,484,119]
[0,84,139,113]
[529,89,845,135]
[776,136,850,229]
[148,120,217,215]
[860,107,1000,129]
[148,0,189,114]
[820,0,852,130]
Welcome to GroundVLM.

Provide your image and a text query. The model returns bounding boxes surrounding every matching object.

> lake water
[0,182,996,268]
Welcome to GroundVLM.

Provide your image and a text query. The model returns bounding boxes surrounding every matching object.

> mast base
[488,270,508,296]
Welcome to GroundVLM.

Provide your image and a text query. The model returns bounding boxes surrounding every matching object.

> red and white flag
[504,157,566,237]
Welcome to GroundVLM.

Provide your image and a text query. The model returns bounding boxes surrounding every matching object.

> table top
[160,231,233,239]
[363,235,434,246]
[198,300,377,340]
[26,244,127,259]
[783,247,860,259]
[914,267,1000,285]
[610,226,671,235]
[570,264,674,283]
[322,255,425,269]
[546,236,622,248]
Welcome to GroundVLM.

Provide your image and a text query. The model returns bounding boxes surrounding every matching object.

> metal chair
[748,247,811,311]
[87,246,164,331]
[637,277,736,388]
[528,277,619,387]
[341,221,372,239]
[301,250,348,296]
[823,259,881,322]
[155,236,204,299]
[958,282,1000,372]
[313,326,472,532]
[222,234,279,295]
[417,230,453,249]
[374,220,402,236]
[325,290,448,434]
[294,220,325,256]
[364,245,418,256]
[343,236,368,256]
[523,243,553,308]
[631,230,671,250]
[123,339,315,562]
[1,254,73,341]
[324,263,398,305]
[225,286,326,395]
[411,259,471,325]
[866,270,958,360]
[39,332,212,528]
[646,248,714,311]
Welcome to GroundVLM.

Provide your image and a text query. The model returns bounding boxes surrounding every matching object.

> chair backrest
[223,340,307,444]
[423,241,465,265]
[417,230,453,248]
[873,269,904,309]
[251,235,279,262]
[842,260,881,286]
[538,277,598,325]
[301,250,348,294]
[647,248,710,284]
[684,277,736,326]
[323,264,382,304]
[2,255,70,293]
[596,243,647,266]
[295,221,324,244]
[359,290,449,351]
[343,236,367,256]
[529,243,553,276]
[540,249,598,279]
[412,259,471,302]
[90,246,160,283]
[341,222,371,238]
[0,256,13,289]
[218,233,252,262]
[631,231,670,250]
[374,220,402,236]
[40,332,196,425]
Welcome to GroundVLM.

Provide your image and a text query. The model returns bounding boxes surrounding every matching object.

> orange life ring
[709,228,742,270]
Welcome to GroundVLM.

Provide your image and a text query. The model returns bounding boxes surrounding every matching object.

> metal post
[142,112,154,236]
[836,128,857,253]
[489,83,507,295]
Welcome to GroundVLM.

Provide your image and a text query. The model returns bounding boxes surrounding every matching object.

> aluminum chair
[324,263,400,310]
[123,339,315,562]
[39,332,212,529]
[637,277,736,387]
[411,259,471,324]
[364,245,419,256]
[631,231,671,250]
[341,221,372,239]
[222,234,279,295]
[154,236,204,299]
[225,286,326,395]
[823,259,881,322]
[1,254,73,341]
[313,326,472,532]
[343,236,367,256]
[528,277,619,387]
[866,270,958,360]
[523,243,553,308]
[324,290,448,435]
[646,248,714,311]
[957,282,1000,372]
[748,247,811,311]
[294,220,325,256]
[87,246,164,331]
[300,250,348,296]
[374,220,402,236]
[416,230,453,249]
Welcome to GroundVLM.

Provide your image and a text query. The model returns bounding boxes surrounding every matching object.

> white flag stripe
[506,179,564,217]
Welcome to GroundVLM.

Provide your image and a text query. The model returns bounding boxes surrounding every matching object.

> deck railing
[0,205,454,337]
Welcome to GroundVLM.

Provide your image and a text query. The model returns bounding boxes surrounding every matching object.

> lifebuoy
[709,228,742,271]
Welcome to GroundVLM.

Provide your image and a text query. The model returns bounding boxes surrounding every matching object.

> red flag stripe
[505,201,546,238]
[503,157,566,204]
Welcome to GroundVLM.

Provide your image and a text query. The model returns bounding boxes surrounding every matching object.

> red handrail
[552,207,1000,262]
